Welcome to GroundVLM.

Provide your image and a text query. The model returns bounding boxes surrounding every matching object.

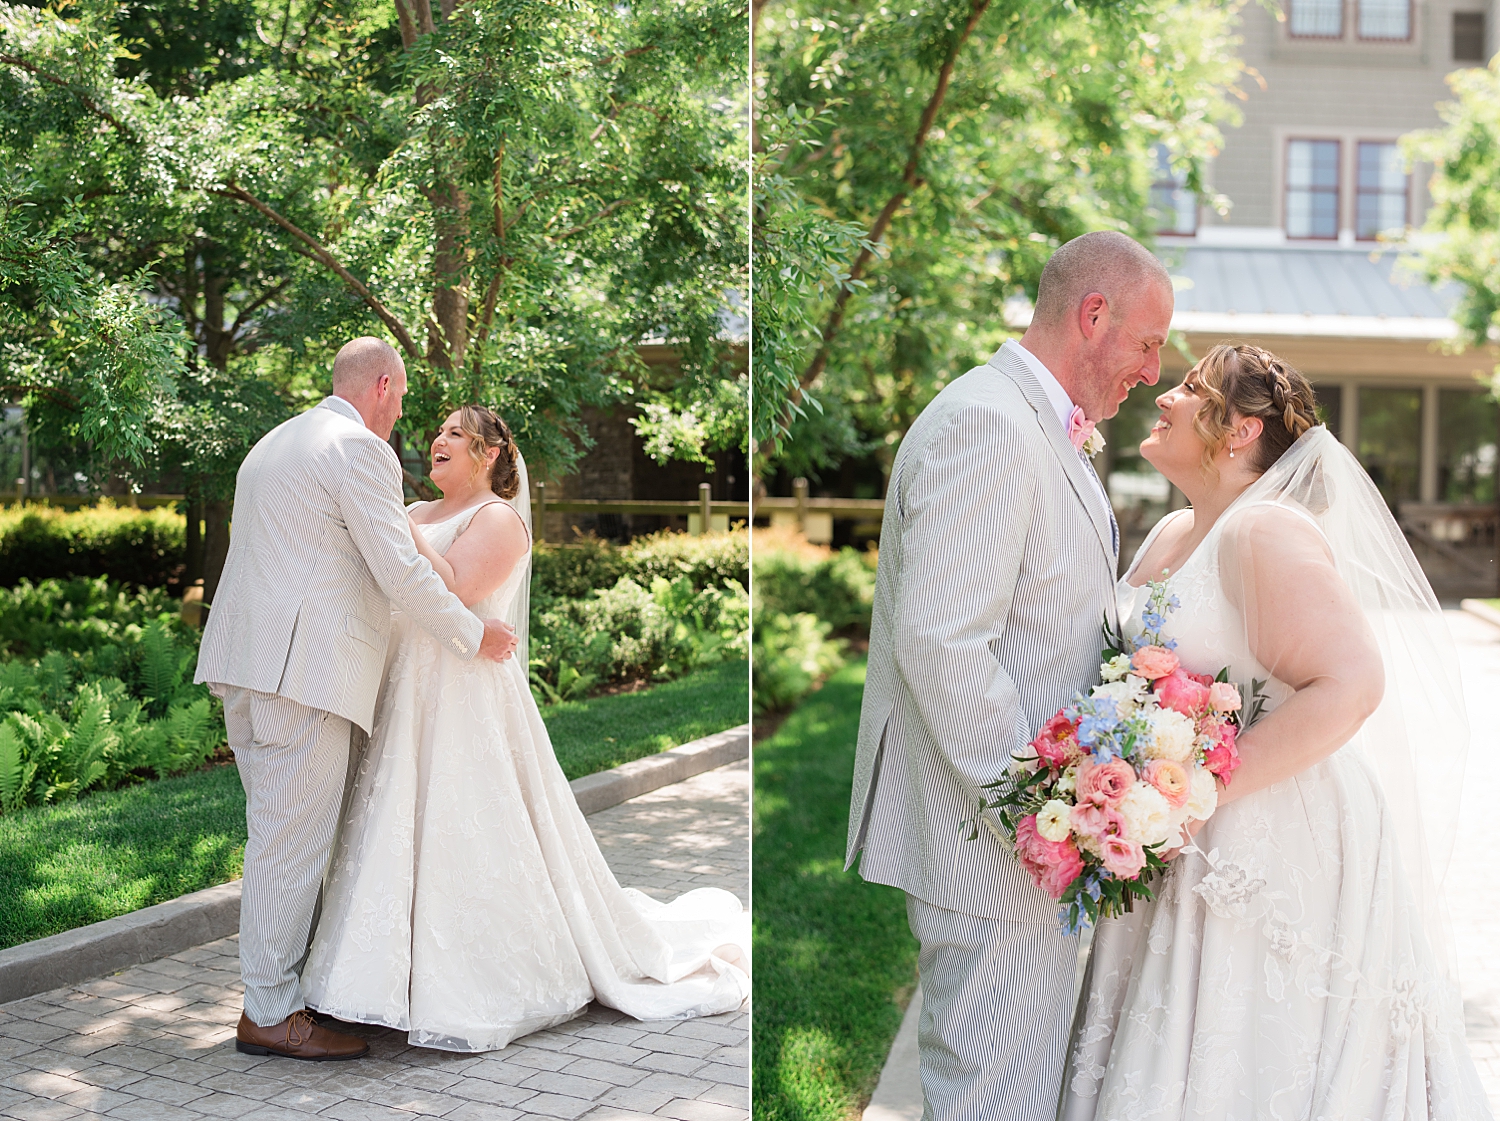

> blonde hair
[1189,344,1318,476]
[454,404,521,499]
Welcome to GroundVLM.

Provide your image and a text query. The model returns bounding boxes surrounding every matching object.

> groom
[196,336,517,1060]
[846,232,1174,1119]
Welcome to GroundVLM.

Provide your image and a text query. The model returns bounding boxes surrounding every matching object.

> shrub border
[0,723,748,1004]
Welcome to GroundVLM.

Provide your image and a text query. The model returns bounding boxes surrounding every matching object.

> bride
[1058,345,1492,1119]
[302,404,750,1052]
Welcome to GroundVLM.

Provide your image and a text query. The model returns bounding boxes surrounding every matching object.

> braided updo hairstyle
[1189,344,1319,476]
[455,404,522,500]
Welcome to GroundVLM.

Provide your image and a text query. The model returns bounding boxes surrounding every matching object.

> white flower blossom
[1055,764,1078,796]
[1036,801,1073,842]
[1184,767,1218,820]
[1100,654,1134,683]
[1142,707,1197,763]
[1116,781,1174,846]
[1091,675,1148,716]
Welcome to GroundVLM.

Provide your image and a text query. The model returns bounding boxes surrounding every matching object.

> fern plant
[0,721,38,812]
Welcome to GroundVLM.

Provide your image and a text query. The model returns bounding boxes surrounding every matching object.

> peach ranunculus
[1155,668,1211,716]
[1204,721,1242,784]
[1142,759,1191,808]
[1075,757,1135,805]
[1015,814,1085,899]
[1029,713,1083,768]
[1130,645,1180,680]
[1101,836,1147,878]
[1209,681,1242,713]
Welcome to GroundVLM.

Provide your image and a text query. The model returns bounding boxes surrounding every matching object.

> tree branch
[795,0,991,393]
[548,197,635,241]
[476,144,506,346]
[0,55,137,142]
[212,182,420,359]
[403,467,440,500]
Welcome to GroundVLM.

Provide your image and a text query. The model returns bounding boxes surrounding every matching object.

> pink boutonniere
[1067,405,1106,458]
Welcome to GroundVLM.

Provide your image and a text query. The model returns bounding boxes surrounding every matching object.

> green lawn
[752,658,920,1121]
[548,658,748,780]
[0,659,748,952]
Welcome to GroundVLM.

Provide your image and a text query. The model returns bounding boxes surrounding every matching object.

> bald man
[197,337,518,1060]
[846,232,1174,1120]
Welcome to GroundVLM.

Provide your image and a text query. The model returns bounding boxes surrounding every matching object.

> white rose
[1116,781,1174,847]
[1185,766,1219,821]
[1100,653,1134,683]
[1036,800,1073,842]
[1142,707,1197,763]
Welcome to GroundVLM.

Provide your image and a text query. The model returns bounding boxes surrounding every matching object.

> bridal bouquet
[976,577,1257,933]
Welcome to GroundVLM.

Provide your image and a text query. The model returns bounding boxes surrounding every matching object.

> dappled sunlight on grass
[0,661,749,950]
[752,659,919,1121]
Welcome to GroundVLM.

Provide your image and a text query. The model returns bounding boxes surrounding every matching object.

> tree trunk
[427,181,470,369]
[184,490,204,585]
[201,499,232,606]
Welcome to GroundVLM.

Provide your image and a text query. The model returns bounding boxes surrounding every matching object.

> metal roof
[1159,244,1463,340]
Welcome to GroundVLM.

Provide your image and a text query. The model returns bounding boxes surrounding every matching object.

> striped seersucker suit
[196,395,484,1027]
[846,344,1120,1121]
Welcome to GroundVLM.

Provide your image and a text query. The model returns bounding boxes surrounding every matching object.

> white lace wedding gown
[1059,505,1492,1121]
[302,499,750,1052]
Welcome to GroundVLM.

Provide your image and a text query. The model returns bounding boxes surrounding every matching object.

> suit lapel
[986,347,1117,574]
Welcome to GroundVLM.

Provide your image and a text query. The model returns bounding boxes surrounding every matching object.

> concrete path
[864,610,1500,1118]
[0,761,750,1121]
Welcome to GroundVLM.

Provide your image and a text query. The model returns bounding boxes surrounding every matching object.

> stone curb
[0,722,750,1005]
[1461,598,1500,631]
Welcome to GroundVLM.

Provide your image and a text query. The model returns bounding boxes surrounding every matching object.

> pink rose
[1209,681,1242,713]
[1075,757,1135,805]
[1101,836,1146,879]
[1130,645,1180,680]
[1143,759,1190,808]
[1185,671,1215,688]
[1155,668,1211,716]
[1204,722,1241,784]
[1015,814,1085,899]
[1070,801,1127,841]
[1029,713,1082,768]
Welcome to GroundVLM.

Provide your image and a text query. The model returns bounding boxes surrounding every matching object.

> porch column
[1420,383,1439,504]
[1340,382,1359,450]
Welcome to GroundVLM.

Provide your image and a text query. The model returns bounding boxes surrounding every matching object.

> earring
[1229,447,1235,458]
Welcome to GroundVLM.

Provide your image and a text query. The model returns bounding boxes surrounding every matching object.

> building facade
[1109,0,1500,597]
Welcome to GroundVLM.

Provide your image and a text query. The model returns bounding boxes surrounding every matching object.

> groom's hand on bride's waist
[479,619,518,662]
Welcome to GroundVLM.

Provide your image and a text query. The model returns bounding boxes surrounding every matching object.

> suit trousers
[223,687,355,1026]
[906,895,1080,1121]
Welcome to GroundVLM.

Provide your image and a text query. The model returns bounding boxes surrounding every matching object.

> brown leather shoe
[235,1010,369,1061]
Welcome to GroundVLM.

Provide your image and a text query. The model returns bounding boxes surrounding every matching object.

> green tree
[753,0,1247,483]
[1406,57,1500,371]
[1,0,747,596]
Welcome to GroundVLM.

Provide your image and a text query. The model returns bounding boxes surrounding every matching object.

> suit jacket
[195,396,485,733]
[846,345,1120,921]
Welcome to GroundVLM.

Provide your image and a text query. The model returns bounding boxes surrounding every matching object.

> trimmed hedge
[0,505,185,589]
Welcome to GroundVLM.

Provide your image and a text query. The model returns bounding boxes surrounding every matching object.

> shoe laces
[283,1009,317,1049]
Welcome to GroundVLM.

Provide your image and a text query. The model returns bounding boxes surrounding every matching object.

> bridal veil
[1216,424,1470,978]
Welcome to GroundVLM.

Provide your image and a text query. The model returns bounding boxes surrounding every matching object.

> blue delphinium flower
[1076,699,1118,746]
[1142,610,1165,633]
